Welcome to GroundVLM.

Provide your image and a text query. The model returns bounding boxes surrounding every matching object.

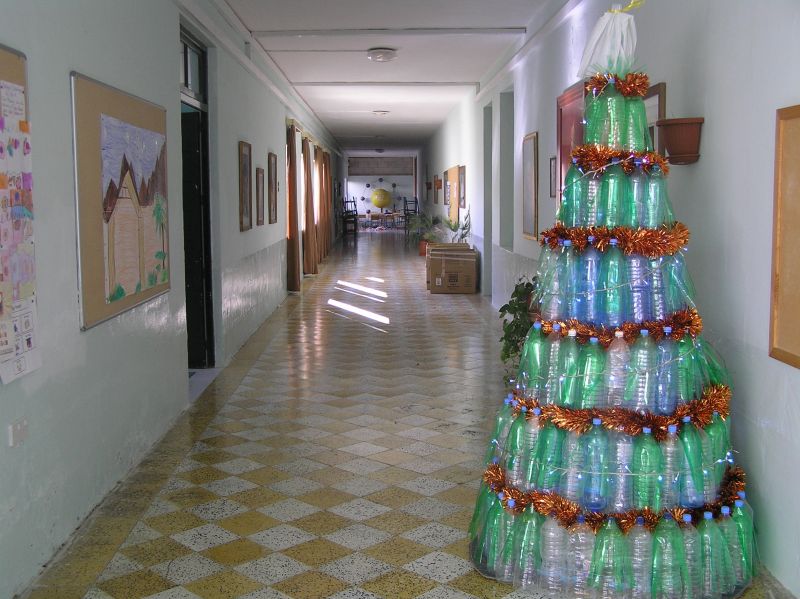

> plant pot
[418,240,428,256]
[656,118,704,165]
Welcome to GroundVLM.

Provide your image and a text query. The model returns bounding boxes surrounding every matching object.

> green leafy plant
[443,209,471,243]
[408,212,443,246]
[498,276,537,368]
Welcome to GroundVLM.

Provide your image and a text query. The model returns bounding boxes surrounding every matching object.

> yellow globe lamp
[370,188,391,209]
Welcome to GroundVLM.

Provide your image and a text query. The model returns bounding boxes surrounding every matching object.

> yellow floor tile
[293,511,352,536]
[166,486,220,508]
[191,450,238,465]
[119,536,192,567]
[145,510,207,535]
[239,465,290,484]
[364,511,427,535]
[361,570,437,599]
[177,466,229,485]
[228,486,286,508]
[448,570,515,597]
[297,488,356,509]
[282,538,353,567]
[98,570,172,599]
[365,487,422,509]
[363,537,431,567]
[273,571,349,599]
[217,509,279,535]
[201,538,268,565]
[184,570,264,598]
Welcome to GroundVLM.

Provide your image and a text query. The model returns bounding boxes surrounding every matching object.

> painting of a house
[100,114,167,303]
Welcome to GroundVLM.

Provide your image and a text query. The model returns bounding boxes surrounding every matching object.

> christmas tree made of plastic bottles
[469,8,756,599]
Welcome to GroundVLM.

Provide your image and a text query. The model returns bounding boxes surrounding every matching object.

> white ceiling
[223,0,563,151]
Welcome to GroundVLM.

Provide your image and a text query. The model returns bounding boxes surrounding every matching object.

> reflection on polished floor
[22,232,784,599]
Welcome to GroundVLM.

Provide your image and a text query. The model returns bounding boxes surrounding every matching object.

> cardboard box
[429,247,478,294]
[425,243,471,290]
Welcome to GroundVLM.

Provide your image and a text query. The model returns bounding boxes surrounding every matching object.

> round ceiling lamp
[367,47,397,62]
[372,110,390,117]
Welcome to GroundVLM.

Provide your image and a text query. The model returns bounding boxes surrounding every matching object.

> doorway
[180,30,214,369]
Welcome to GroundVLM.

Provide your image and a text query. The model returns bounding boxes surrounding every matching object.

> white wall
[424,0,800,594]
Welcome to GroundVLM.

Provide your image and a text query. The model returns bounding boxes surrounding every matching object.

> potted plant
[443,209,471,244]
[408,213,442,255]
[498,276,538,374]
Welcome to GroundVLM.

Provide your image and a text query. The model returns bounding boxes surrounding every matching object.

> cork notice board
[770,104,800,368]
[446,165,459,223]
[71,73,169,330]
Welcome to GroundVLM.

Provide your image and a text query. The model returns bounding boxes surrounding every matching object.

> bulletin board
[770,104,800,368]
[0,44,41,383]
[446,165,460,223]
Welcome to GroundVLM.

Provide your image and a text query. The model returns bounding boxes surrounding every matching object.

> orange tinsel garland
[571,145,670,176]
[482,463,747,533]
[540,223,690,259]
[510,384,731,441]
[586,72,650,98]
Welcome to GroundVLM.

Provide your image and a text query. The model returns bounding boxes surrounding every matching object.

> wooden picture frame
[549,156,557,198]
[71,72,169,330]
[443,170,450,205]
[255,166,264,226]
[458,165,466,209]
[770,104,800,368]
[268,152,278,224]
[645,82,667,155]
[446,165,459,223]
[433,174,440,204]
[522,132,539,240]
[238,141,252,231]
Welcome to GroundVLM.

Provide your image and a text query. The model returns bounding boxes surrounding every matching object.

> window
[180,31,207,108]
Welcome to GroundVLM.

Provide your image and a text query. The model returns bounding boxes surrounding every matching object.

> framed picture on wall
[549,156,557,198]
[556,81,584,207]
[433,174,440,204]
[458,165,466,209]
[522,131,539,240]
[443,171,450,205]
[256,167,265,226]
[645,82,667,155]
[239,141,252,231]
[268,152,278,224]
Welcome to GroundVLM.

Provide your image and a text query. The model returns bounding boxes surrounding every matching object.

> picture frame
[769,104,800,368]
[549,156,557,198]
[447,165,459,223]
[556,81,585,207]
[71,72,169,330]
[255,166,264,226]
[268,152,278,224]
[433,174,440,204]
[458,165,466,209]
[239,141,252,231]
[645,82,667,155]
[443,170,450,205]
[522,131,539,240]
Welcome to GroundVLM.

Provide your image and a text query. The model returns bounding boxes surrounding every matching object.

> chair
[402,197,418,232]
[342,197,358,235]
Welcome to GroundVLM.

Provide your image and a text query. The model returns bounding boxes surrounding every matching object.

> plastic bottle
[629,516,653,599]
[485,394,514,463]
[541,241,564,320]
[472,492,504,576]
[539,514,567,593]
[651,513,687,599]
[600,239,629,328]
[582,418,610,511]
[541,323,563,405]
[469,482,496,544]
[519,321,549,398]
[682,514,702,599]
[678,416,705,508]
[736,491,755,532]
[676,335,701,406]
[705,411,731,487]
[502,410,528,489]
[582,172,603,227]
[664,251,697,314]
[558,328,582,408]
[624,96,651,152]
[656,327,679,415]
[660,424,681,508]
[697,511,734,599]
[732,498,755,582]
[569,514,596,598]
[522,407,543,492]
[632,426,662,511]
[559,158,585,228]
[650,256,668,321]
[609,432,633,512]
[561,240,581,319]
[597,79,626,149]
[493,499,519,582]
[588,517,631,597]
[578,336,607,409]
[625,330,657,414]
[584,88,604,146]
[645,164,672,228]
[628,254,652,323]
[536,422,566,491]
[600,158,626,227]
[700,427,717,505]
[580,236,603,324]
[719,505,746,588]
[512,506,544,590]
[623,159,649,227]
[606,330,630,407]
[560,430,584,503]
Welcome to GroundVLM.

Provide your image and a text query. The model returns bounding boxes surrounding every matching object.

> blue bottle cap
[572,157,579,164]
[721,506,731,516]
[635,516,644,525]
[683,514,692,523]
[712,410,719,417]
[577,514,586,523]
[663,326,673,334]
[668,424,678,434]
[498,492,505,500]
[609,238,619,245]
[504,397,512,405]
[703,511,713,520]
[663,512,673,520]
[682,416,692,423]
[563,239,572,246]
[737,491,746,500]
[507,499,516,508]
[640,329,649,336]
[590,337,599,344]
[533,407,542,416]
[521,406,527,412]
[642,426,652,434]
[735,499,745,508]
[534,321,543,329]
[592,417,602,426]
[634,158,643,166]
[553,323,562,331]
[587,235,596,243]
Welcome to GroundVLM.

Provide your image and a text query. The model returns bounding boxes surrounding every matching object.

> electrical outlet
[7,418,28,447]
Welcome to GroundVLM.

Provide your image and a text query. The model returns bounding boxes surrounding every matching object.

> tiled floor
[20,232,791,599]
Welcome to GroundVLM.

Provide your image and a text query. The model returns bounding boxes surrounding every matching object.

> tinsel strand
[540,223,690,258]
[571,145,670,176]
[585,72,650,97]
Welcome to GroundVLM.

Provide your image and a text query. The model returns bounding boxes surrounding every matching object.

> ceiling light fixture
[372,110,390,117]
[367,47,397,62]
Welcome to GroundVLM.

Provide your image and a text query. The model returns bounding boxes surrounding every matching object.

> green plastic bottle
[470,490,500,574]
[676,335,702,405]
[577,336,606,409]
[705,410,731,486]
[536,423,566,491]
[502,411,528,489]
[599,158,626,227]
[584,80,626,149]
[678,415,705,508]
[519,321,549,398]
[558,329,581,407]
[732,498,755,580]
[588,517,632,595]
[584,90,604,145]
[624,95,651,152]
[484,394,514,463]
[512,506,544,590]
[632,426,663,510]
[559,158,585,227]
[651,512,688,598]
[469,482,495,540]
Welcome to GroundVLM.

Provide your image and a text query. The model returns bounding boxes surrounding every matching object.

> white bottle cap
[614,330,624,338]
[568,329,577,337]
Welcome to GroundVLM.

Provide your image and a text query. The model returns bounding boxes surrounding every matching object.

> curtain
[302,137,318,275]
[323,151,333,255]
[286,125,301,292]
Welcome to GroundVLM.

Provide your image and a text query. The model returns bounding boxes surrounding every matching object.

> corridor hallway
[24,231,514,599]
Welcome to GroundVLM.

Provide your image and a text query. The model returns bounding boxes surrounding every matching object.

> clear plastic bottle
[501,410,528,489]
[732,498,755,582]
[519,321,549,399]
[679,416,705,508]
[602,79,626,149]
[583,172,603,227]
[609,431,633,512]
[651,512,686,599]
[541,323,563,405]
[513,506,544,590]
[650,256,668,321]
[539,513,567,594]
[580,236,603,324]
[629,516,653,599]
[560,430,584,504]
[569,514,596,598]
[655,327,679,415]
[522,407,543,491]
[541,241,565,320]
[559,158,585,227]
[628,254,652,323]
[582,418,610,511]
[561,240,580,319]
[623,159,648,227]
[625,330,657,414]
[578,336,607,409]
[719,505,746,588]
[645,164,673,228]
[485,393,514,463]
[681,514,701,599]
[558,328,582,408]
[697,511,729,599]
[632,426,662,511]
[606,330,630,407]
[600,158,626,227]
[660,424,681,508]
[664,250,696,314]
[700,426,717,505]
[676,335,701,406]
[600,238,629,328]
